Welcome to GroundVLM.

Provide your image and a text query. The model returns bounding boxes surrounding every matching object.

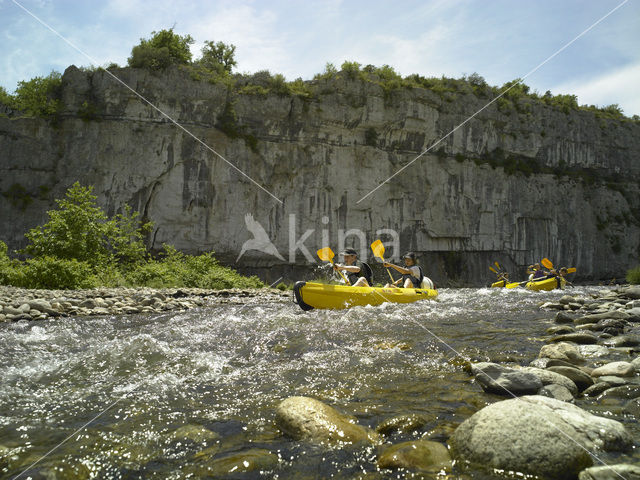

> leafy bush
[16,256,95,290]
[627,265,640,284]
[0,86,14,109]
[313,62,338,81]
[126,245,263,289]
[128,28,194,69]
[341,61,361,80]
[0,241,19,286]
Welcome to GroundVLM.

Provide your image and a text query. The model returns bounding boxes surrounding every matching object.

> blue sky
[1,0,639,115]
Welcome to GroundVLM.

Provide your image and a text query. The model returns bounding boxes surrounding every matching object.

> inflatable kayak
[293,281,438,311]
[525,276,566,291]
[491,280,507,288]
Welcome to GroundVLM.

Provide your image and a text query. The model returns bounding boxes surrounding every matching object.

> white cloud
[551,62,640,116]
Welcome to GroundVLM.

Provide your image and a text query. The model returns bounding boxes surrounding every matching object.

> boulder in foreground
[275,396,380,445]
[449,395,632,480]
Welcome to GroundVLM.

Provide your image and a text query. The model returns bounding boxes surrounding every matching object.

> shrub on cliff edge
[128,28,194,70]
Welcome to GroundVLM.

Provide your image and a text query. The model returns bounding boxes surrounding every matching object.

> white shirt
[407,265,421,279]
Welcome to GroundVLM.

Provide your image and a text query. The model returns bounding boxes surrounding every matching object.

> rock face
[1,66,639,284]
[449,395,633,480]
[275,396,380,445]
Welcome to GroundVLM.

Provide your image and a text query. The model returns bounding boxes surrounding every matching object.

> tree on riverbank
[0,183,263,290]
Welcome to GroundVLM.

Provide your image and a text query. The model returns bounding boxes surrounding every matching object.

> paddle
[489,266,498,274]
[371,239,395,283]
[541,258,554,270]
[317,247,350,285]
[505,280,527,289]
[495,261,502,271]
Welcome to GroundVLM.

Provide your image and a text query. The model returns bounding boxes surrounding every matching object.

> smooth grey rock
[591,361,635,378]
[548,332,598,344]
[597,376,629,387]
[631,356,640,372]
[578,345,610,358]
[602,335,640,348]
[449,396,632,480]
[538,384,574,402]
[520,367,578,395]
[583,383,614,397]
[620,287,640,300]
[559,295,577,305]
[547,325,575,334]
[472,363,543,396]
[592,318,627,331]
[546,358,581,368]
[529,357,551,368]
[574,311,630,325]
[539,342,585,365]
[579,463,640,480]
[597,385,640,400]
[3,306,22,315]
[547,366,594,391]
[377,440,451,472]
[275,396,380,445]
[555,311,576,323]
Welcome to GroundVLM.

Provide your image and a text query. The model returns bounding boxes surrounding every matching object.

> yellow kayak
[491,280,507,288]
[525,276,566,291]
[293,281,438,311]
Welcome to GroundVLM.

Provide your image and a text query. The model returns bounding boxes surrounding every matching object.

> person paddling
[527,263,547,281]
[333,248,372,287]
[383,252,433,289]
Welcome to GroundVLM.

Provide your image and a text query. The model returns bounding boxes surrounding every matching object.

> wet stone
[547,332,598,345]
[583,383,614,397]
[472,363,543,396]
[578,463,640,480]
[578,345,610,358]
[597,385,640,401]
[376,414,428,435]
[597,376,630,387]
[377,440,451,472]
[547,325,575,335]
[546,366,594,391]
[555,311,576,324]
[591,361,636,378]
[539,342,585,365]
[538,384,574,402]
[602,335,640,348]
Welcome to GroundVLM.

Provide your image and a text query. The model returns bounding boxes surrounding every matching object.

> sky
[1,0,639,116]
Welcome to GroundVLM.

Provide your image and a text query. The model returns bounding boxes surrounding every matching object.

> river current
[1,286,638,479]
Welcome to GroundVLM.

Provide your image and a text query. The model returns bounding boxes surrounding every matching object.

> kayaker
[383,252,433,289]
[334,248,372,287]
[527,263,547,281]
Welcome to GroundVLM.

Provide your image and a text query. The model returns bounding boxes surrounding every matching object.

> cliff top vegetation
[0,28,638,125]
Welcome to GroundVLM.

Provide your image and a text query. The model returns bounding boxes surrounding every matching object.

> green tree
[199,40,237,73]
[22,182,150,267]
[128,28,194,69]
[12,71,62,116]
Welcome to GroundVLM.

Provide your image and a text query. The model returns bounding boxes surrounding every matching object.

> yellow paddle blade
[495,261,501,270]
[567,267,576,273]
[541,258,554,270]
[489,266,497,273]
[317,247,335,263]
[370,239,385,260]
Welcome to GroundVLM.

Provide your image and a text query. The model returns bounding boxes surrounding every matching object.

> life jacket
[402,266,424,288]
[347,261,373,285]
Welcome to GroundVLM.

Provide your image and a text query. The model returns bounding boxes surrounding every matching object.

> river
[1,286,638,479]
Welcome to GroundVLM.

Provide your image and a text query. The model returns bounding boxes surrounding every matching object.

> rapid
[1,286,638,479]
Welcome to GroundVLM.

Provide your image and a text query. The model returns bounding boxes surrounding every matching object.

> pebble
[0,285,279,322]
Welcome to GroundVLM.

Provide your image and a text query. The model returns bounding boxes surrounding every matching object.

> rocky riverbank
[0,286,289,322]
[273,286,640,479]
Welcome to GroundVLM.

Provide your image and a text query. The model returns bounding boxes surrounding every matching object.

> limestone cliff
[1,65,639,285]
